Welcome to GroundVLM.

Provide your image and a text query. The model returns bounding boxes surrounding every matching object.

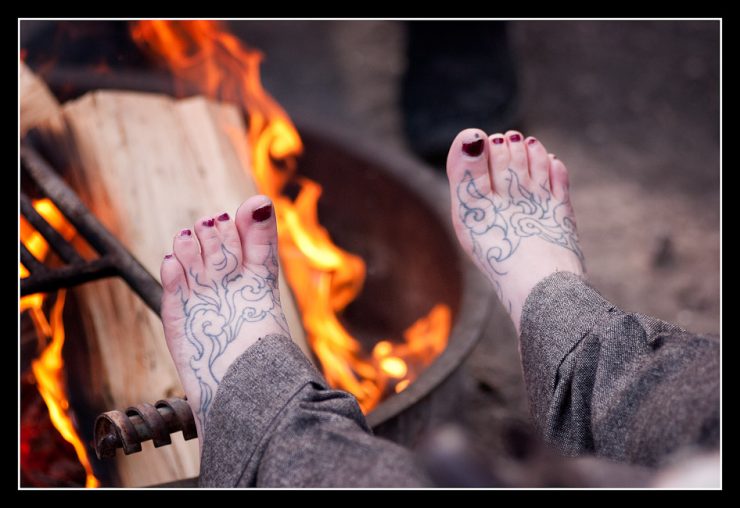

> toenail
[527,138,537,145]
[509,134,522,142]
[492,137,505,145]
[217,212,230,222]
[462,139,485,157]
[180,229,192,237]
[164,253,173,259]
[252,204,273,222]
[203,218,215,227]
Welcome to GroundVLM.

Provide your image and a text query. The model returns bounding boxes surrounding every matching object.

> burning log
[27,84,308,486]
[21,63,101,488]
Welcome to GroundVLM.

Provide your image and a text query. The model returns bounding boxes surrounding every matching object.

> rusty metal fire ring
[294,117,493,438]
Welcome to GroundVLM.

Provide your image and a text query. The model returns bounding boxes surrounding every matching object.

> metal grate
[20,143,162,313]
[20,142,196,459]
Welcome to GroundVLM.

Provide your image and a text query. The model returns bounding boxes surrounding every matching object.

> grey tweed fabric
[198,272,719,486]
[198,333,431,487]
[520,271,719,467]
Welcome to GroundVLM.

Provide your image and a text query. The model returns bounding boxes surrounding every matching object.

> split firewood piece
[20,61,60,136]
[32,89,309,487]
[20,61,68,146]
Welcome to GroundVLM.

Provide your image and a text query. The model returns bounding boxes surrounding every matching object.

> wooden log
[20,61,61,137]
[32,89,309,486]
[20,61,69,162]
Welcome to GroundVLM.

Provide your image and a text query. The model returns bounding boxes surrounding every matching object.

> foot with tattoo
[159,195,289,439]
[447,129,585,333]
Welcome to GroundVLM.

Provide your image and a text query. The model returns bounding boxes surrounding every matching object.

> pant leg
[198,334,431,487]
[519,271,719,467]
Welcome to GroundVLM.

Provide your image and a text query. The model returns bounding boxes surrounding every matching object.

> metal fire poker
[21,143,197,460]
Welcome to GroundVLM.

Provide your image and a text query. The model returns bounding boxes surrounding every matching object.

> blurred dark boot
[402,21,519,166]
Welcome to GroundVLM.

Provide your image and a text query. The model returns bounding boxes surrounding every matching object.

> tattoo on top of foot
[176,243,288,429]
[457,168,585,307]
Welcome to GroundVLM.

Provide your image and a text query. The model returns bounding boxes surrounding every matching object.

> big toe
[447,128,491,189]
[234,195,279,269]
[447,128,493,216]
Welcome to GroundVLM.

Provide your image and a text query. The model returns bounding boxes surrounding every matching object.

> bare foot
[159,195,289,438]
[446,129,585,333]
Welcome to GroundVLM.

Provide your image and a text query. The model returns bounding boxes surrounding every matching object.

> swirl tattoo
[457,167,585,304]
[175,243,288,429]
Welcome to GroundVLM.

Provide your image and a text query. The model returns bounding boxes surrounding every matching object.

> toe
[488,133,510,193]
[160,253,188,294]
[549,156,571,201]
[446,128,492,197]
[214,212,243,265]
[194,216,223,267]
[505,130,529,183]
[173,228,204,284]
[525,136,551,192]
[160,253,188,340]
[235,195,279,268]
[446,128,496,253]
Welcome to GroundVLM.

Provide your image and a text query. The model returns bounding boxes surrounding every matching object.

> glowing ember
[380,358,408,378]
[130,20,451,412]
[20,199,99,488]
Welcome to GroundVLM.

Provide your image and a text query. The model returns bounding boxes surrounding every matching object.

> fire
[20,199,99,488]
[131,20,451,412]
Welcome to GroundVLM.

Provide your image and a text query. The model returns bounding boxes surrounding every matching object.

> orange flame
[130,20,451,412]
[20,199,99,488]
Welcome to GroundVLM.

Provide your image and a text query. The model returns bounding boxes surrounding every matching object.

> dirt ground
[231,20,720,474]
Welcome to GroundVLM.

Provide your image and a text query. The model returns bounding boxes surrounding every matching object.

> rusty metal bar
[20,243,46,274]
[21,256,117,296]
[19,143,198,462]
[20,192,85,265]
[94,398,197,459]
[20,143,162,315]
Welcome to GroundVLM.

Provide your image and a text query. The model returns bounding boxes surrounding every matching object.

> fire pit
[89,119,491,469]
[294,118,490,441]
[20,20,491,486]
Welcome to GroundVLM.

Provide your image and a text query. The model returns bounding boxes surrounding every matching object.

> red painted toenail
[164,253,173,259]
[509,134,522,142]
[492,137,505,145]
[527,138,537,145]
[180,229,192,237]
[217,212,230,221]
[203,218,215,227]
[462,139,485,157]
[252,204,273,222]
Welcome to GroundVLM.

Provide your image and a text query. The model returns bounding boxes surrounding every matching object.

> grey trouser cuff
[519,271,719,465]
[198,334,430,487]
[199,334,326,486]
